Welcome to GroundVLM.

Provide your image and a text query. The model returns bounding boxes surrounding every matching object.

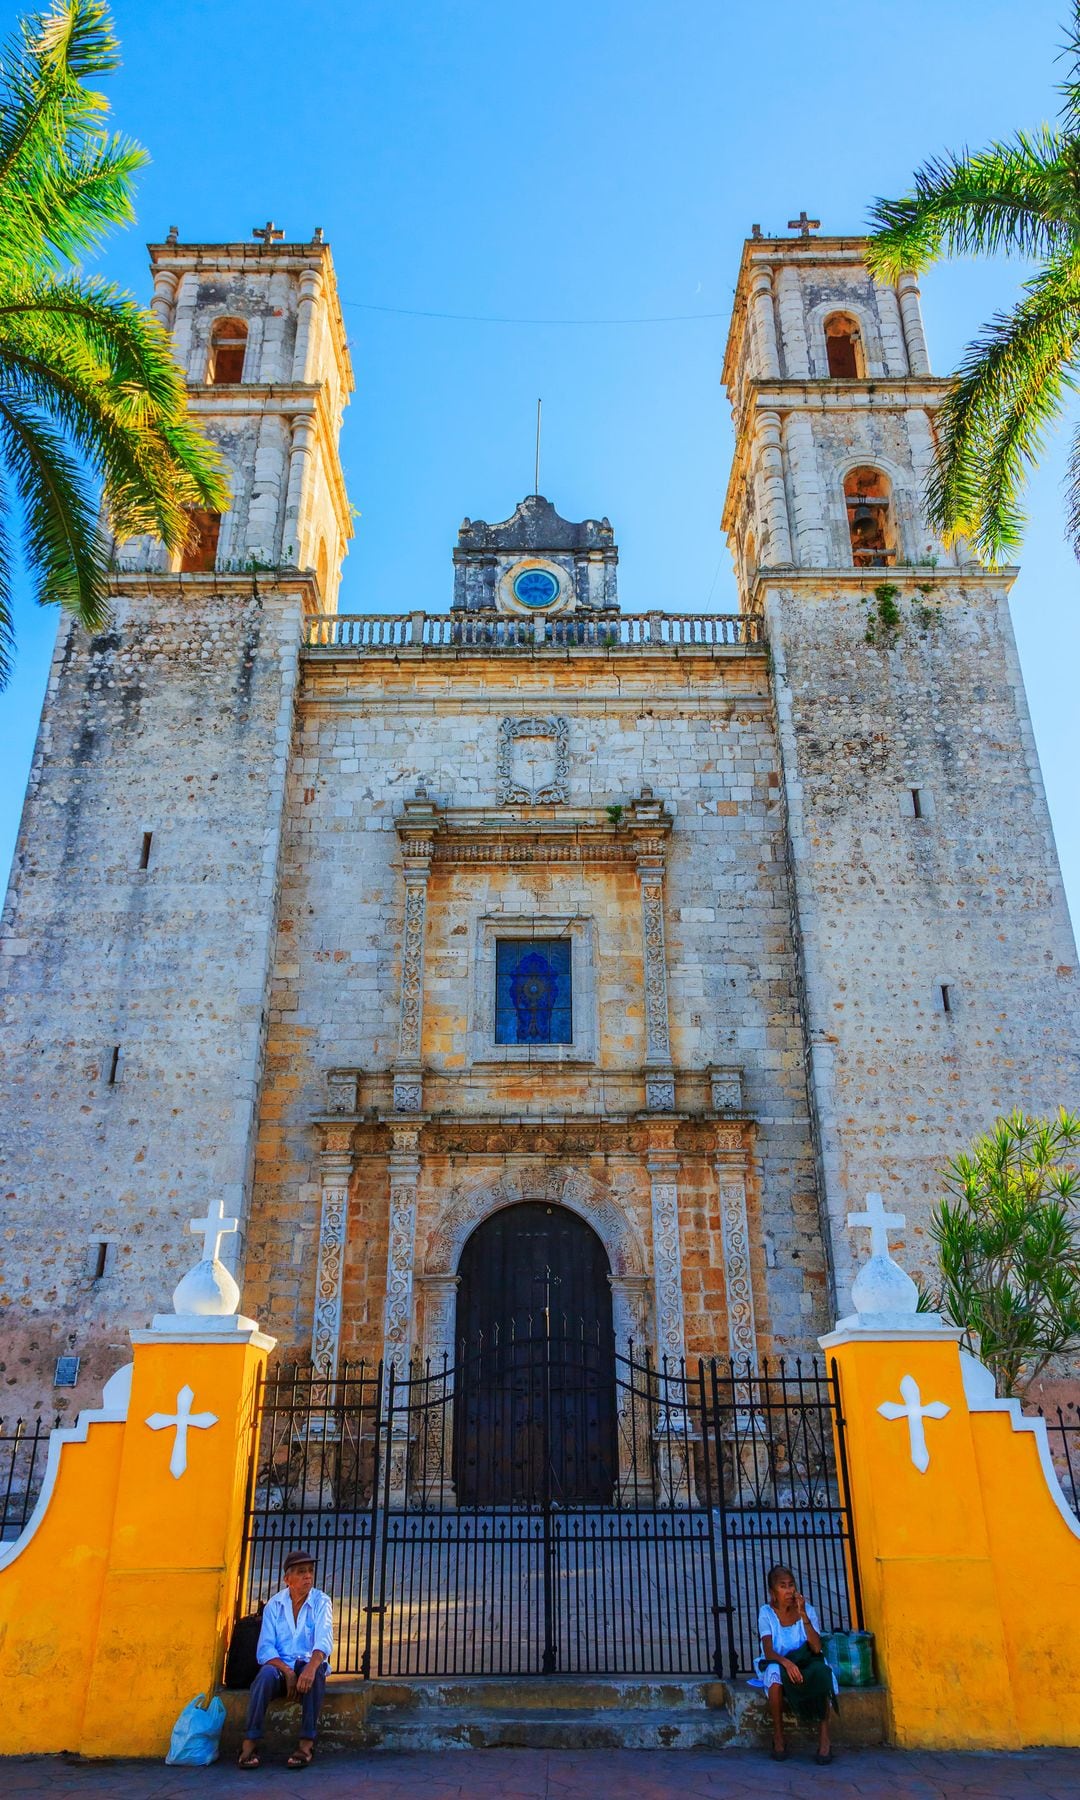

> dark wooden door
[453,1203,617,1506]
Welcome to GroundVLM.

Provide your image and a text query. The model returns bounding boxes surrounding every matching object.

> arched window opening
[180,507,221,573]
[824,312,863,380]
[844,467,895,568]
[207,318,247,385]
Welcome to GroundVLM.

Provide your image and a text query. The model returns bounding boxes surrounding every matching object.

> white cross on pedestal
[189,1198,238,1264]
[145,1384,219,1479]
[847,1191,905,1259]
[878,1373,950,1474]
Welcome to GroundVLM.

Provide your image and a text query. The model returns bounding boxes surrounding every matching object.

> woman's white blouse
[755,1601,838,1692]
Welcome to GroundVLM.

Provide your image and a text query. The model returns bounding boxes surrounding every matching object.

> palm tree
[866,5,1080,567]
[0,0,225,688]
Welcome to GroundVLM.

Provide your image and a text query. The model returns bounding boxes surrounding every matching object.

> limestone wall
[768,572,1080,1311]
[245,646,827,1368]
[0,583,304,1415]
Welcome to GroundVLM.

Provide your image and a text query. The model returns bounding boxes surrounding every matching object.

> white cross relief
[878,1374,950,1474]
[189,1197,238,1264]
[847,1191,905,1259]
[146,1384,219,1479]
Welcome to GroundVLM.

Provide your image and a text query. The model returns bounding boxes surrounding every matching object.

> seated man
[238,1548,333,1770]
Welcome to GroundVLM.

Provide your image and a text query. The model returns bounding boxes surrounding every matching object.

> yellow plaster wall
[969,1407,1080,1746]
[0,1330,269,1759]
[830,1330,1080,1749]
[0,1416,124,1753]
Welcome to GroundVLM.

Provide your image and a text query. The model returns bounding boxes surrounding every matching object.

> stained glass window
[495,938,572,1045]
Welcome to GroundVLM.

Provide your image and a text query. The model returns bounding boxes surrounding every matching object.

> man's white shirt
[257,1587,334,1671]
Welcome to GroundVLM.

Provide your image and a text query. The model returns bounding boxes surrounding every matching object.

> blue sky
[2,0,1079,928]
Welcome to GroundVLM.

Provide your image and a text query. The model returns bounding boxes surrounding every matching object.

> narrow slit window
[139,830,153,870]
[940,984,952,1014]
[911,788,923,819]
[107,1045,121,1085]
[92,1242,108,1280]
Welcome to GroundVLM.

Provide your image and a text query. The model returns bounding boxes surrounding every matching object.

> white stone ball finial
[170,1198,241,1318]
[847,1191,919,1319]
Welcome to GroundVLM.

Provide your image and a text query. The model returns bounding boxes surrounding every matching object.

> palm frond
[0,386,109,632]
[1057,1,1080,133]
[925,258,1080,559]
[0,475,14,689]
[866,130,1075,281]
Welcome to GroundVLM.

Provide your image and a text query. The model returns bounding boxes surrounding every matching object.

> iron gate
[238,1339,862,1678]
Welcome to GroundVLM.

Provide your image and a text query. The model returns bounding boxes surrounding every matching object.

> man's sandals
[287,1744,315,1769]
[237,1749,260,1770]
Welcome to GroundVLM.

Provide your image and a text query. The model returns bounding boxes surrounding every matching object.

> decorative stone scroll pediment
[497,716,570,805]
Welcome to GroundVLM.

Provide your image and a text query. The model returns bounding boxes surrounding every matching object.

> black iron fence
[1040,1401,1080,1514]
[238,1342,861,1680]
[1,1416,55,1542]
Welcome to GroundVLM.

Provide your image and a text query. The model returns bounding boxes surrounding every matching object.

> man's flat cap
[283,1548,316,1573]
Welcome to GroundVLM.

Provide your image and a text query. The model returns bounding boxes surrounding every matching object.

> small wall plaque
[54,1355,80,1388]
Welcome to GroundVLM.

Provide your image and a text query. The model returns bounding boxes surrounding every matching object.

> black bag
[224,1602,265,1689]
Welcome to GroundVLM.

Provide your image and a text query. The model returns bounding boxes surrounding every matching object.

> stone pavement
[3,1748,1080,1799]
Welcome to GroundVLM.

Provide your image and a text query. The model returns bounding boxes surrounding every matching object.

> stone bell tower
[722,227,1080,1311]
[0,228,353,1413]
[119,223,353,604]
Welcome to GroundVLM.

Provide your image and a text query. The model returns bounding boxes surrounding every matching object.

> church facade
[1,228,1077,1421]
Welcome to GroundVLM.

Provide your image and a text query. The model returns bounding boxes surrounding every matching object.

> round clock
[512,568,560,609]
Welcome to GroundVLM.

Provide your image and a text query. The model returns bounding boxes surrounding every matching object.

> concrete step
[219,1673,888,1757]
[363,1704,739,1752]
[366,1676,727,1714]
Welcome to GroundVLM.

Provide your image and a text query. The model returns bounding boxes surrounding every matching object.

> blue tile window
[495,938,572,1045]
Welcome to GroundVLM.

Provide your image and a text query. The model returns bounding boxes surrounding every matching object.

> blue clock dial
[513,568,560,608]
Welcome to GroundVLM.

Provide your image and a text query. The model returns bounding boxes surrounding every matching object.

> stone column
[749,267,781,379]
[897,272,931,376]
[648,1149,688,1372]
[310,1130,354,1379]
[775,264,810,378]
[382,1123,422,1504]
[393,788,440,1113]
[628,786,675,1111]
[283,414,316,566]
[150,268,179,333]
[292,267,323,382]
[782,411,828,567]
[874,278,908,377]
[755,409,793,565]
[382,1123,422,1374]
[610,1272,653,1503]
[714,1125,758,1371]
[416,1272,459,1507]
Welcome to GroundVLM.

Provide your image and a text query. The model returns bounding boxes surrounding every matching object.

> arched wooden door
[453,1203,617,1506]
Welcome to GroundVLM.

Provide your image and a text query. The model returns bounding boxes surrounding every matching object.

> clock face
[512,567,561,609]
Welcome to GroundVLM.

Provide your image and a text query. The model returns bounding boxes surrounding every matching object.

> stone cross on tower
[189,1197,238,1264]
[847,1191,905,1261]
[253,220,284,245]
[787,210,820,238]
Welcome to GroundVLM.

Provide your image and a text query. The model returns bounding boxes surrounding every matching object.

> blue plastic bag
[165,1692,226,1765]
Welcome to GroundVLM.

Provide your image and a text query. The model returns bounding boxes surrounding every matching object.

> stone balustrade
[303,610,764,652]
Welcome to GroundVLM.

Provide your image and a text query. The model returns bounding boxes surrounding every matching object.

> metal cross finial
[847,1191,904,1261]
[253,220,285,245]
[787,210,821,238]
[188,1196,239,1264]
[145,1384,219,1479]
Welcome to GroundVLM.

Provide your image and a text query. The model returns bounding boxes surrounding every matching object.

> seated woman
[757,1564,838,1764]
